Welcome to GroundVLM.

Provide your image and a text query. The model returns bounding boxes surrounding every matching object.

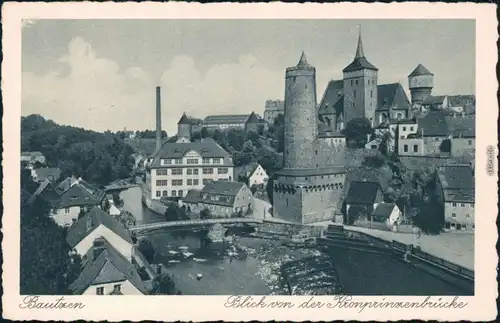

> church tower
[342,29,378,127]
[408,64,434,104]
[283,51,318,169]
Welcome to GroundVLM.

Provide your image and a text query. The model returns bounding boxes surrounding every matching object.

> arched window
[178,190,183,197]
[171,190,177,197]
[162,190,168,197]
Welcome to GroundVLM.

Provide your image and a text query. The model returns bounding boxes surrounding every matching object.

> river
[120,187,470,295]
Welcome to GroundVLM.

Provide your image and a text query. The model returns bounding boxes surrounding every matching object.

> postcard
[2,2,498,321]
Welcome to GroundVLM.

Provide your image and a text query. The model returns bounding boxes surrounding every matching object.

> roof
[344,181,382,204]
[422,95,447,105]
[56,176,78,193]
[297,51,309,66]
[343,31,378,72]
[446,115,475,138]
[201,180,245,197]
[235,162,260,180]
[246,112,260,124]
[203,114,251,125]
[317,122,345,138]
[178,113,202,125]
[182,189,202,204]
[417,110,450,136]
[149,141,232,168]
[443,189,475,203]
[437,165,474,190]
[56,180,105,208]
[66,206,133,248]
[377,83,411,111]
[69,241,147,295]
[448,95,475,107]
[28,179,60,204]
[408,64,433,77]
[33,167,62,182]
[264,100,284,112]
[318,80,344,116]
[372,203,396,219]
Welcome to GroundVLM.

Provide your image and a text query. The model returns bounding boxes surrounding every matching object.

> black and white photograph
[2,2,498,322]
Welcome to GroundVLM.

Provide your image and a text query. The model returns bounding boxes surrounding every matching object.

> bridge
[129,217,263,235]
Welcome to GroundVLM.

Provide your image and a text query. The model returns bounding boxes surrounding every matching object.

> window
[461,203,465,207]
[65,208,70,213]
[413,145,418,153]
[354,90,356,98]
[186,168,199,175]
[355,80,358,85]
[468,140,472,145]
[156,191,161,197]
[285,198,288,206]
[403,145,408,152]
[203,168,214,174]
[157,169,168,176]
[218,168,228,174]
[402,127,406,131]
[452,213,456,218]
[202,158,210,164]
[113,284,121,293]
[410,126,414,131]
[452,202,457,206]
[203,179,211,185]
[178,190,183,197]
[213,158,222,164]
[171,168,183,175]
[156,180,168,186]
[96,287,104,295]
[350,80,353,86]
[400,136,405,139]
[371,90,373,98]
[162,190,168,197]
[187,179,193,185]
[187,169,192,175]
[172,180,183,186]
[193,179,199,186]
[435,138,440,142]
[164,159,172,164]
[466,214,470,218]
[187,158,199,164]
[171,190,177,197]
[175,159,182,165]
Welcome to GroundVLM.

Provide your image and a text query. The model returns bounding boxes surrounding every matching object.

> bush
[138,238,155,263]
[362,152,386,168]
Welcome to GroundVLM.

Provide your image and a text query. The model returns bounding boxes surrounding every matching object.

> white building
[235,162,269,187]
[145,139,234,199]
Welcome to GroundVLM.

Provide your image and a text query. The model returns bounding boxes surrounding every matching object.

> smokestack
[156,86,162,152]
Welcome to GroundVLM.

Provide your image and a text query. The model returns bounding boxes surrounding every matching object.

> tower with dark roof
[342,29,378,126]
[283,51,318,169]
[177,112,192,140]
[408,64,434,104]
[273,52,346,225]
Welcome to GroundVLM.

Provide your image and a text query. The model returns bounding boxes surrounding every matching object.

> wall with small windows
[398,138,424,156]
[444,201,474,231]
[82,280,144,295]
[423,136,449,154]
[50,206,81,227]
[451,137,475,157]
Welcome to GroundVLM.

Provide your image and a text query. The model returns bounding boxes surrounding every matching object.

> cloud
[23,37,286,135]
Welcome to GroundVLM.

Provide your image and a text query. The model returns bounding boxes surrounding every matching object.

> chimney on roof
[155,86,162,153]
[92,238,106,261]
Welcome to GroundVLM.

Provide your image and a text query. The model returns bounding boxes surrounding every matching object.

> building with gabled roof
[31,167,62,183]
[235,162,269,187]
[264,99,285,124]
[69,239,148,295]
[177,112,203,141]
[435,165,475,231]
[50,179,106,227]
[66,206,134,261]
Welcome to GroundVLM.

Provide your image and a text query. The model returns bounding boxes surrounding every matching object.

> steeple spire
[297,51,308,66]
[355,25,365,59]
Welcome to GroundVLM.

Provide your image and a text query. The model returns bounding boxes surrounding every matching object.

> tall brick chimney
[155,86,162,152]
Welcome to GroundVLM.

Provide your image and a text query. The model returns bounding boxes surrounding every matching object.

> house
[417,110,451,154]
[50,179,106,227]
[28,179,61,205]
[203,113,263,130]
[182,181,253,216]
[244,111,266,134]
[435,165,475,231]
[31,167,62,183]
[235,162,269,187]
[21,151,46,165]
[69,239,148,295]
[66,206,134,261]
[447,114,475,157]
[398,136,425,156]
[263,99,284,124]
[344,181,384,221]
[371,202,403,231]
[421,95,448,110]
[145,139,234,200]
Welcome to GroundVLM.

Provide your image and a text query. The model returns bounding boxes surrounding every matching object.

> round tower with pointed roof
[283,51,318,169]
[177,112,192,140]
[342,28,378,126]
[408,64,434,104]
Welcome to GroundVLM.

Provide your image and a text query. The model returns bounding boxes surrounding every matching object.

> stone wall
[257,220,325,238]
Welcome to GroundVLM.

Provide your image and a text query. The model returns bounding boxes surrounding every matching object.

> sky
[22,19,475,135]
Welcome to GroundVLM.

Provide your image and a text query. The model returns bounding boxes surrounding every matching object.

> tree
[20,198,82,294]
[138,238,155,263]
[362,151,386,168]
[112,192,124,207]
[102,199,111,213]
[384,187,398,203]
[201,127,209,139]
[266,176,276,205]
[200,208,211,220]
[250,184,258,194]
[341,117,373,147]
[165,203,181,221]
[378,132,393,156]
[346,205,368,225]
[78,208,86,219]
[413,199,445,234]
[150,273,178,295]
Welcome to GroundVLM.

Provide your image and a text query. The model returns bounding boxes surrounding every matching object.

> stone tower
[273,52,346,225]
[283,51,318,169]
[342,29,378,127]
[408,64,434,104]
[177,113,192,139]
